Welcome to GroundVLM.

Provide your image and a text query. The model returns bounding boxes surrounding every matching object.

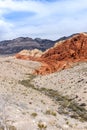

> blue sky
[0,0,87,40]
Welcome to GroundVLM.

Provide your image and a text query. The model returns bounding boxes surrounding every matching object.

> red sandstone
[15,33,87,75]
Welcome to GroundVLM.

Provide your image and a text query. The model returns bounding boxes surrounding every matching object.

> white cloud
[0,0,87,40]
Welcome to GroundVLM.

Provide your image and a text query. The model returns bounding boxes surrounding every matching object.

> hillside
[0,56,86,130]
[15,33,87,75]
[0,57,87,130]
[35,33,87,74]
[0,33,87,130]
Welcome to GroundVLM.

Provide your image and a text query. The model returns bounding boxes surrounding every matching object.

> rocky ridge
[0,37,54,55]
[0,33,78,55]
[15,33,87,75]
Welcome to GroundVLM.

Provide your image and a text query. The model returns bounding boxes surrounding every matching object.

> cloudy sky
[0,0,87,40]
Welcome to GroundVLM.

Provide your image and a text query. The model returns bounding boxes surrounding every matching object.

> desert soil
[0,56,87,130]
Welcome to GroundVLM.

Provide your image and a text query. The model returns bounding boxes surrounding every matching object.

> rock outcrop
[15,49,43,60]
[15,33,87,75]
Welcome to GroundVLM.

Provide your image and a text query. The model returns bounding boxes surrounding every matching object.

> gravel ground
[33,62,87,109]
[0,56,87,130]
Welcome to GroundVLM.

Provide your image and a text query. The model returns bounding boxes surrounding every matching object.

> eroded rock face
[15,49,43,60]
[16,33,87,75]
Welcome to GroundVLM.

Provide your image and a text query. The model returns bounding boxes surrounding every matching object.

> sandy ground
[0,56,87,130]
[33,62,87,109]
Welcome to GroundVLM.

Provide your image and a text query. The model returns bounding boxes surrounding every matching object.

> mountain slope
[0,56,87,130]
[0,34,78,55]
[35,33,87,74]
[0,37,55,55]
[15,33,87,75]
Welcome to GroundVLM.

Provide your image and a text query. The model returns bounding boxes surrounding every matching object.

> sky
[0,0,87,40]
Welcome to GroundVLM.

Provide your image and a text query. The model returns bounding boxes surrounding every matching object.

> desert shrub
[38,121,47,130]
[31,112,37,118]
[45,109,56,116]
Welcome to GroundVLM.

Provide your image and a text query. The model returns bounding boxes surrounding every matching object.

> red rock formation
[15,33,87,75]
[15,49,43,62]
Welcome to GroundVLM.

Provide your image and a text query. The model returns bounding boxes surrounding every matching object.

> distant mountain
[0,33,80,55]
[0,34,79,55]
[0,37,55,55]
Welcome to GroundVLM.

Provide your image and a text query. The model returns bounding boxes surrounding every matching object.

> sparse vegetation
[19,74,87,122]
[45,109,56,116]
[19,74,36,89]
[38,121,47,130]
[0,125,17,130]
[31,112,38,118]
[41,100,45,104]
[8,125,17,130]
